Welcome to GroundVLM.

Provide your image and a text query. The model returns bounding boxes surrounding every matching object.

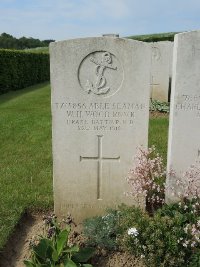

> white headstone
[166,31,200,202]
[50,37,151,221]
[150,41,173,102]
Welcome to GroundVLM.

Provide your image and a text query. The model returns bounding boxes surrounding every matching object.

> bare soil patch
[0,212,44,267]
[0,212,145,267]
[150,111,169,118]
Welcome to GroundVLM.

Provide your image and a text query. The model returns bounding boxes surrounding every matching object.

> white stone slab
[50,37,151,221]
[150,41,173,102]
[166,31,200,202]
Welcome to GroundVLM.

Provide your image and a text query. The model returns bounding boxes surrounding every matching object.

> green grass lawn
[0,83,53,249]
[0,83,169,250]
[149,117,169,165]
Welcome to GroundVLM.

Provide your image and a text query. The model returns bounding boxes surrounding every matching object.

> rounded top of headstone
[102,34,119,37]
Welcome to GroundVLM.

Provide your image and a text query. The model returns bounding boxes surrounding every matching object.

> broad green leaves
[24,216,94,267]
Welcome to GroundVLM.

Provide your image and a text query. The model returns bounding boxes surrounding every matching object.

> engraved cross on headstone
[80,135,120,200]
[150,75,160,99]
[196,149,200,164]
[192,45,200,56]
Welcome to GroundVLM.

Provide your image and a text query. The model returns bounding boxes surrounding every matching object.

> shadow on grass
[0,209,51,267]
[0,211,34,266]
[0,81,50,105]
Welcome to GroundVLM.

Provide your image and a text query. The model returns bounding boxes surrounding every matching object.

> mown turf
[0,83,53,249]
[0,83,169,250]
[149,117,169,165]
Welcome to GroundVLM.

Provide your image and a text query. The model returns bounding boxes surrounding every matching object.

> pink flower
[126,146,165,210]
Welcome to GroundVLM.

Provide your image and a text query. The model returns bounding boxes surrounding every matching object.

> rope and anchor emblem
[85,52,117,95]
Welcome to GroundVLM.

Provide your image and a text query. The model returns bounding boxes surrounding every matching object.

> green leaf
[56,229,69,256]
[24,260,49,267]
[33,239,49,260]
[46,241,54,260]
[23,260,36,267]
[52,249,59,262]
[72,247,95,263]
[81,264,93,267]
[63,258,77,267]
[65,245,79,253]
[33,238,54,264]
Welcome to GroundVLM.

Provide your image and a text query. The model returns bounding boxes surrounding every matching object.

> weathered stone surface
[50,37,151,221]
[166,31,200,202]
[150,41,173,102]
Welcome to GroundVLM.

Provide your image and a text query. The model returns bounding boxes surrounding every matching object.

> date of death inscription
[53,102,146,131]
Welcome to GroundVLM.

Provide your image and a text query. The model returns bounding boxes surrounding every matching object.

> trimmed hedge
[128,32,179,42]
[0,49,50,94]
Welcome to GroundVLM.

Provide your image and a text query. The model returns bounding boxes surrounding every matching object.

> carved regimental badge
[78,51,124,97]
[152,46,161,61]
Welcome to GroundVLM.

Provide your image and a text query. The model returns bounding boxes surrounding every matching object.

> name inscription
[53,102,145,131]
[175,94,200,117]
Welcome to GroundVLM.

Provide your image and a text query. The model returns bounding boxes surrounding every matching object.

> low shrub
[118,204,200,267]
[82,147,200,266]
[0,49,49,94]
[150,100,170,113]
[83,202,200,267]
[83,209,120,250]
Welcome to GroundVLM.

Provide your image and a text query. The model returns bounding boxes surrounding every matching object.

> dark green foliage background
[128,32,178,42]
[0,32,54,50]
[0,49,50,94]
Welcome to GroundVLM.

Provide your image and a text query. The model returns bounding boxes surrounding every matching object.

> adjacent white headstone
[50,37,151,221]
[166,31,200,202]
[150,41,173,102]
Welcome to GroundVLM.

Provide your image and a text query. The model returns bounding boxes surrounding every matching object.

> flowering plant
[127,227,139,237]
[168,164,200,202]
[116,203,200,267]
[123,147,200,266]
[126,146,165,214]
